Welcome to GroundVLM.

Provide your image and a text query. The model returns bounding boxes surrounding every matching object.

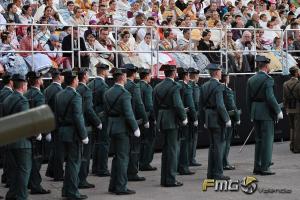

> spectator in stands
[235,31,255,72]
[35,17,51,46]
[232,16,244,41]
[107,0,117,15]
[19,26,43,57]
[259,13,268,28]
[70,6,87,26]
[3,3,21,23]
[59,26,72,41]
[198,29,221,64]
[34,0,57,23]
[98,27,118,64]
[84,20,99,40]
[44,34,65,68]
[222,30,241,72]
[207,10,220,28]
[6,21,19,49]
[62,26,89,68]
[240,6,250,24]
[223,14,233,29]
[163,0,184,22]
[245,13,260,28]
[58,1,75,24]
[183,1,196,20]
[204,2,219,19]
[19,5,33,24]
[145,1,162,24]
[75,0,91,13]
[137,17,159,44]
[129,12,145,37]
[175,0,187,12]
[41,6,55,23]
[0,32,13,55]
[96,4,112,24]
[87,2,97,21]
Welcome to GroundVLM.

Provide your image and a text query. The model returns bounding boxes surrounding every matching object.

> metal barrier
[0,23,299,77]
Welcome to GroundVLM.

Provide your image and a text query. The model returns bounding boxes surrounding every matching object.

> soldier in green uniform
[138,68,157,171]
[45,68,65,181]
[177,67,197,175]
[88,63,111,177]
[77,68,102,188]
[0,72,13,186]
[124,64,149,181]
[246,55,283,176]
[3,74,32,200]
[187,68,202,167]
[283,66,300,153]
[153,64,187,187]
[199,63,231,180]
[104,68,139,195]
[56,70,88,199]
[25,71,51,195]
[220,73,241,170]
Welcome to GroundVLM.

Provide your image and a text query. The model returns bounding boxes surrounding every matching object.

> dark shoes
[115,189,136,195]
[95,171,111,177]
[208,175,230,180]
[140,165,157,171]
[162,181,183,187]
[66,194,88,200]
[128,175,146,182]
[31,188,51,195]
[253,169,276,176]
[178,171,195,175]
[78,182,95,189]
[190,162,202,167]
[223,165,236,170]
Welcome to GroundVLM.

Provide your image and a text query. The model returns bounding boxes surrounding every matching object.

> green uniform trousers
[253,120,274,171]
[79,133,93,185]
[188,125,199,165]
[207,128,225,179]
[288,114,300,153]
[223,127,233,167]
[92,119,110,175]
[29,141,44,192]
[140,122,156,168]
[127,133,141,179]
[178,126,190,173]
[161,129,179,186]
[109,133,130,193]
[62,141,82,198]
[6,148,32,200]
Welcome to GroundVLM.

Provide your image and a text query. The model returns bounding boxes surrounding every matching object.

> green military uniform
[56,71,88,199]
[246,56,281,174]
[45,69,64,181]
[104,68,138,194]
[88,69,110,176]
[3,74,32,200]
[138,68,157,171]
[177,68,197,175]
[0,73,13,185]
[187,68,201,166]
[153,65,187,186]
[77,78,101,187]
[24,71,50,194]
[199,64,230,180]
[283,67,300,153]
[124,64,148,181]
[222,81,240,169]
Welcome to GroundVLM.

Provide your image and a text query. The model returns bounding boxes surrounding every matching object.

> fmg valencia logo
[202,176,292,195]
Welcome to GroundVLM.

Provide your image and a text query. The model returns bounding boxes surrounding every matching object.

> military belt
[97,111,105,118]
[206,106,216,109]
[58,122,73,126]
[252,98,264,102]
[228,110,235,117]
[86,126,93,132]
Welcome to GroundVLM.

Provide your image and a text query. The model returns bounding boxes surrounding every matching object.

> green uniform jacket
[178,80,197,123]
[137,80,154,121]
[283,77,300,114]
[153,78,187,130]
[104,84,138,134]
[3,91,31,149]
[0,86,13,117]
[223,86,240,122]
[125,79,148,124]
[44,82,63,113]
[189,81,200,112]
[199,78,230,128]
[77,83,101,127]
[24,87,45,108]
[246,71,281,121]
[87,77,109,115]
[55,87,87,142]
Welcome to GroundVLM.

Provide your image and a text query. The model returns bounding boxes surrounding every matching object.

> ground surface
[0,141,299,200]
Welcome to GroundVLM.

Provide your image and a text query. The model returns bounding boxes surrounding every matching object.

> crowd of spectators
[0,0,300,76]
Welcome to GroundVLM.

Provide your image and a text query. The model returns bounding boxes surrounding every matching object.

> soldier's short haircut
[64,77,76,86]
[13,81,25,90]
[28,78,38,87]
[178,73,187,80]
[126,70,136,77]
[78,72,87,82]
[139,73,148,80]
[256,62,267,69]
[164,70,175,78]
[189,73,196,80]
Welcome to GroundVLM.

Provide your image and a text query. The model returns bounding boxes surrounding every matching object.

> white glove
[134,128,141,137]
[182,118,188,126]
[204,124,207,129]
[226,120,232,127]
[46,133,52,142]
[193,120,198,127]
[236,120,241,125]
[82,137,89,144]
[36,134,42,141]
[277,111,283,120]
[97,123,102,130]
[144,122,150,129]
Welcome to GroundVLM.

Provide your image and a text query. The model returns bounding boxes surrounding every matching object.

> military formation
[0,54,299,199]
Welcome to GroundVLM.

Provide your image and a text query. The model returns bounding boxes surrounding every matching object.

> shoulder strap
[156,83,178,107]
[286,81,300,100]
[8,96,23,115]
[28,91,40,108]
[202,83,221,108]
[251,76,269,101]
[104,90,125,115]
[61,93,77,121]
